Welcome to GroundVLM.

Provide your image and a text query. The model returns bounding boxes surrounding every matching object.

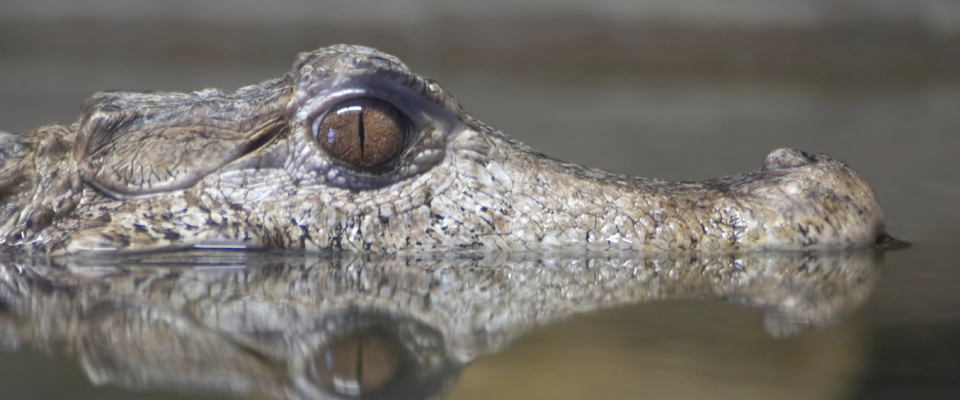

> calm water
[1,6,959,399]
[1,244,957,400]
[0,248,902,399]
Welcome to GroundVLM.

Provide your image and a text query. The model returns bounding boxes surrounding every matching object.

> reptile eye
[313,330,403,394]
[313,98,407,168]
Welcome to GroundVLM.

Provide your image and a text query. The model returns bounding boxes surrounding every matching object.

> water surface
[1,5,958,399]
[1,248,900,400]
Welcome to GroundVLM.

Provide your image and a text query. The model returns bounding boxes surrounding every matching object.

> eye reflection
[313,98,407,169]
[313,330,402,396]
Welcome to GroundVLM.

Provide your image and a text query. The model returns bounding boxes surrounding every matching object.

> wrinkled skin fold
[0,45,885,254]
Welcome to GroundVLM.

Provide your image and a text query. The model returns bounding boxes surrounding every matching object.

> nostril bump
[763,148,818,171]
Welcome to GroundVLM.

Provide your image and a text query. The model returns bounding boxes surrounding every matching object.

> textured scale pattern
[0,45,885,254]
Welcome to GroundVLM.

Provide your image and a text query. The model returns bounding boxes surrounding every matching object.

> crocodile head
[0,45,885,254]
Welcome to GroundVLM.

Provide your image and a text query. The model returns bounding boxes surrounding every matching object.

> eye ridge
[314,97,407,170]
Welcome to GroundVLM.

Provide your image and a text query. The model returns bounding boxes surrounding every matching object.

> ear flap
[75,83,291,198]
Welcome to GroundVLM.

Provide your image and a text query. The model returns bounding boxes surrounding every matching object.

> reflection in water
[315,330,401,394]
[0,250,882,399]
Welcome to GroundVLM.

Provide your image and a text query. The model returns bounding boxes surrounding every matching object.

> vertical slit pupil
[313,330,403,394]
[358,105,365,159]
[314,98,406,169]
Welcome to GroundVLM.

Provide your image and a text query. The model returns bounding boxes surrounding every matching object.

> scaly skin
[0,45,885,254]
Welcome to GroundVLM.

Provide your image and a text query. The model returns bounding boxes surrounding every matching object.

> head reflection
[0,249,883,399]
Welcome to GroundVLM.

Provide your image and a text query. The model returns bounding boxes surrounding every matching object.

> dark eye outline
[311,97,414,173]
[296,84,453,191]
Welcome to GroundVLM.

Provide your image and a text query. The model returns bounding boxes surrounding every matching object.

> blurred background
[1,1,959,399]
[1,0,958,241]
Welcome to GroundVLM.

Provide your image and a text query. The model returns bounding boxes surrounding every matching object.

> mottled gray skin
[0,45,885,254]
